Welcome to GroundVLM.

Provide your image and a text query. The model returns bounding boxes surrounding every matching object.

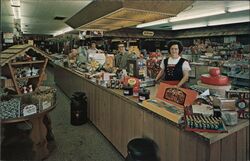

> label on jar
[139,96,146,101]
[23,104,37,116]
[133,93,139,97]
[124,90,129,95]
[42,101,52,110]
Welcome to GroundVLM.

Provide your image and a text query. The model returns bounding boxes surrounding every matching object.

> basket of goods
[1,86,56,118]
[31,86,57,112]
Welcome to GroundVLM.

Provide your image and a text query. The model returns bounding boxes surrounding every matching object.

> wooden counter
[53,64,249,161]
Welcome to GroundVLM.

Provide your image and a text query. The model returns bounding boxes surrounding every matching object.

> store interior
[1,1,249,161]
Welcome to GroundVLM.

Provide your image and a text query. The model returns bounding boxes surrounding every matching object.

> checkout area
[50,45,249,161]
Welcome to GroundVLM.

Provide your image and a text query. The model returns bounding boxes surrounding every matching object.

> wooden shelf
[11,60,45,65]
[1,45,49,94]
[16,75,40,80]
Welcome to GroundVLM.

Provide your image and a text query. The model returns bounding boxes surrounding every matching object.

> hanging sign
[143,31,154,37]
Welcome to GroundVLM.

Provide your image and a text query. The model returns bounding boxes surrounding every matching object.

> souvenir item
[133,86,139,98]
[31,67,39,76]
[25,67,32,77]
[29,85,33,93]
[87,60,100,73]
[156,83,198,108]
[146,53,162,79]
[221,111,238,126]
[23,86,28,94]
[138,88,150,102]
[142,99,184,124]
[200,68,229,85]
[104,55,114,71]
[123,85,133,96]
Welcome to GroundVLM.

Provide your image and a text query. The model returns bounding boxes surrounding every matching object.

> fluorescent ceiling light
[136,19,169,28]
[208,16,250,26]
[10,0,20,6]
[11,0,21,19]
[169,10,226,22]
[227,6,250,12]
[53,27,74,37]
[172,22,207,30]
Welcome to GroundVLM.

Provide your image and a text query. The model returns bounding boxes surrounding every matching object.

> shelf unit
[11,60,45,65]
[1,44,49,94]
[222,59,250,88]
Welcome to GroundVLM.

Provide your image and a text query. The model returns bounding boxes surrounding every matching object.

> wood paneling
[237,128,247,161]
[120,102,133,156]
[165,123,180,161]
[143,111,154,138]
[153,117,167,161]
[131,107,143,138]
[99,90,111,140]
[196,139,209,161]
[180,131,197,161]
[110,95,122,153]
[221,133,237,161]
[209,142,221,161]
[246,126,249,161]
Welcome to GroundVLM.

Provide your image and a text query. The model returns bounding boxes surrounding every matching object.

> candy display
[185,113,227,133]
[184,106,227,133]
[0,98,20,119]
[0,86,56,119]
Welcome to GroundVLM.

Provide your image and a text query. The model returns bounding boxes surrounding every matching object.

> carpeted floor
[1,66,124,161]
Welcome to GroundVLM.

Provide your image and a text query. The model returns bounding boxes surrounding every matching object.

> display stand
[1,44,48,94]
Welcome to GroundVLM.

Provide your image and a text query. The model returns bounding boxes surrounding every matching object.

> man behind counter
[155,40,191,88]
[115,43,136,69]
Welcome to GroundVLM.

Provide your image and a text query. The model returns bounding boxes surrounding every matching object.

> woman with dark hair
[155,40,191,88]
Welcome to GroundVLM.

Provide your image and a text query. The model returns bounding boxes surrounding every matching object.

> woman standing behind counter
[155,40,191,88]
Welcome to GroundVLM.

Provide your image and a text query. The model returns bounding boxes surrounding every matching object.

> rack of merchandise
[1,44,48,94]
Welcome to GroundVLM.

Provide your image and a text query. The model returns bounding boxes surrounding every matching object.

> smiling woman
[155,40,191,88]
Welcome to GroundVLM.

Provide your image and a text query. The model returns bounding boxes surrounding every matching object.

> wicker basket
[32,86,56,112]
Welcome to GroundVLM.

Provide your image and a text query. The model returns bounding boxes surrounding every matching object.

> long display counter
[52,64,249,161]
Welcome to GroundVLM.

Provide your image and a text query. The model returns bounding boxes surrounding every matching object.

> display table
[53,64,249,161]
[1,105,56,160]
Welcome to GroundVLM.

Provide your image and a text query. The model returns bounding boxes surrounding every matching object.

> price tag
[23,104,37,116]
[42,101,52,110]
